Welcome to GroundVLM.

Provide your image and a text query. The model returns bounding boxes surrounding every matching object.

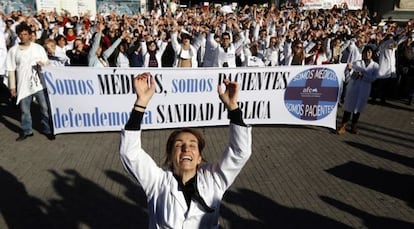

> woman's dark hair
[163,128,206,170]
[362,45,375,54]
[362,45,374,54]
[362,45,375,60]
[311,38,326,54]
[146,40,159,51]
[292,39,305,61]
[292,39,302,48]
[118,41,128,52]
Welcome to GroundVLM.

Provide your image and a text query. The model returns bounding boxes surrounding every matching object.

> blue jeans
[19,89,52,135]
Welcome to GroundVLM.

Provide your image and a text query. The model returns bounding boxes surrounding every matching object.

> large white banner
[301,0,364,10]
[43,65,346,134]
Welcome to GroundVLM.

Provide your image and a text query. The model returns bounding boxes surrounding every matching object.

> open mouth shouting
[180,155,193,162]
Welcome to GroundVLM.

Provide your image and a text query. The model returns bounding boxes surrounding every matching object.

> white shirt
[116,52,130,67]
[6,42,49,104]
[264,46,281,66]
[55,45,71,65]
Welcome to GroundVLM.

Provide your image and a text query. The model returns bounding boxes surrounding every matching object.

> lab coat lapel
[170,180,188,211]
[169,178,206,218]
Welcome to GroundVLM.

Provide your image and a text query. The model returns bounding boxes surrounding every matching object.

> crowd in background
[1,1,414,104]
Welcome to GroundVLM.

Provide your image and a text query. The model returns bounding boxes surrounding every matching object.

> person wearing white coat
[120,73,251,228]
[212,31,245,68]
[0,17,7,86]
[202,32,220,67]
[339,36,365,105]
[370,34,398,104]
[337,46,378,135]
[171,31,199,68]
[263,36,283,66]
[141,39,168,68]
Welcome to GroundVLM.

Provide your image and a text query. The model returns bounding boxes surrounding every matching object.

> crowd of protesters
[0,1,413,103]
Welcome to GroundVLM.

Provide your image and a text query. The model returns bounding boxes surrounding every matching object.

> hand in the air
[217,79,239,111]
[133,72,155,111]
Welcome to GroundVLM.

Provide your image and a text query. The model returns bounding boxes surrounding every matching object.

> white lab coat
[211,31,245,68]
[142,40,168,68]
[263,46,281,66]
[203,33,219,67]
[170,32,199,68]
[343,59,379,113]
[346,41,362,64]
[377,38,397,79]
[120,124,252,229]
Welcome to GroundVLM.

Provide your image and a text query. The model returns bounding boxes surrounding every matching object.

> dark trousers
[399,68,414,104]
[370,78,395,102]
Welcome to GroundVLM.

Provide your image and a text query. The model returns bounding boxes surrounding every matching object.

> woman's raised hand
[217,79,239,111]
[133,72,155,111]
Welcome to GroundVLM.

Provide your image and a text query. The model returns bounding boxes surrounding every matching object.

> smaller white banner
[301,0,364,10]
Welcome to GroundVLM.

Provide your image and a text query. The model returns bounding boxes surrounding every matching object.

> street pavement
[0,85,413,229]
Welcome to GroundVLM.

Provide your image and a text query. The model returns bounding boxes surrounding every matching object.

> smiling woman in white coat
[119,72,252,228]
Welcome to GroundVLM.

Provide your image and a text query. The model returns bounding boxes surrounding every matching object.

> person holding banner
[6,22,55,141]
[337,46,379,135]
[119,73,252,228]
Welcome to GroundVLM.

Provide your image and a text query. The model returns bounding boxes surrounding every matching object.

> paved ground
[0,84,413,229]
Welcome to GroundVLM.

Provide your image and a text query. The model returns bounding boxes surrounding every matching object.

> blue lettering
[171,78,214,93]
[75,113,82,126]
[44,72,94,95]
[53,107,130,129]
